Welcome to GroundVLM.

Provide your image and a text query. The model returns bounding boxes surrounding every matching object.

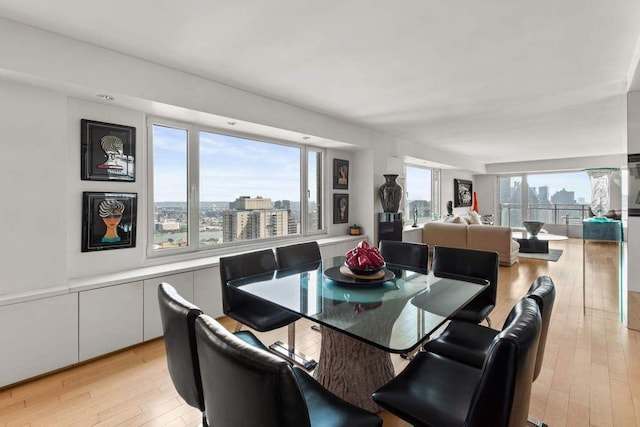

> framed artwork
[333,193,349,224]
[81,119,136,181]
[629,154,640,216]
[454,179,473,207]
[333,159,349,189]
[82,192,137,252]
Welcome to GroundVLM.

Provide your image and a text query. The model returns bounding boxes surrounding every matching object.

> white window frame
[146,116,326,258]
[404,164,440,225]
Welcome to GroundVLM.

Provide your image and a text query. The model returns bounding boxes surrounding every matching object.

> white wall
[66,99,146,278]
[474,175,497,217]
[440,169,475,217]
[0,80,67,295]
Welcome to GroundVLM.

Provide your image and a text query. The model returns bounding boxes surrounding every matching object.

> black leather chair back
[219,249,278,315]
[432,246,499,307]
[157,283,204,412]
[527,276,556,381]
[195,314,311,427]
[465,298,541,427]
[276,241,321,270]
[378,240,428,273]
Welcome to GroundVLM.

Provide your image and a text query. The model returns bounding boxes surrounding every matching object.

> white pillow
[444,215,462,223]
[468,211,482,225]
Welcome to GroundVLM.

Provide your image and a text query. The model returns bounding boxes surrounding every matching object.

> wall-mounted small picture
[82,192,137,252]
[333,159,349,189]
[454,179,473,207]
[333,193,349,224]
[81,119,135,181]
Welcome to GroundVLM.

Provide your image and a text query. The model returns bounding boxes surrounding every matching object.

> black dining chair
[195,313,383,427]
[372,297,542,427]
[276,241,322,270]
[422,276,556,427]
[378,240,428,273]
[431,245,499,326]
[157,283,269,427]
[219,249,312,368]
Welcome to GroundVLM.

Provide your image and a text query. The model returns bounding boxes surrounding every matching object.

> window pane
[153,125,189,250]
[199,132,301,246]
[307,150,323,232]
[527,172,591,225]
[405,166,433,224]
[499,176,522,226]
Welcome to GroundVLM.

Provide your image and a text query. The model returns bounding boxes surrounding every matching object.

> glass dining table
[227,255,488,412]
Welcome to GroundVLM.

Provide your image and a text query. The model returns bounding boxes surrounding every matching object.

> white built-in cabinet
[143,272,194,340]
[194,267,223,318]
[79,281,143,361]
[0,294,78,387]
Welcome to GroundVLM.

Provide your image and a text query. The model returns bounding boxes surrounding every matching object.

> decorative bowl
[344,262,386,276]
[523,221,544,236]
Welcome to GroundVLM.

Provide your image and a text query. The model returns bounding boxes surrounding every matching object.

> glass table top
[227,256,488,353]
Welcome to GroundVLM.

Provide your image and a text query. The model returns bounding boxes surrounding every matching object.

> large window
[150,119,324,255]
[498,171,591,227]
[405,165,440,224]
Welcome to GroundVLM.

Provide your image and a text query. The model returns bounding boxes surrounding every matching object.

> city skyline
[524,172,592,202]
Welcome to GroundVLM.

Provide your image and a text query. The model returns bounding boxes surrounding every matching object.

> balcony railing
[499,203,591,232]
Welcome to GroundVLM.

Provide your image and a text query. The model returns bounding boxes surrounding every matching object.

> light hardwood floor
[1,238,637,426]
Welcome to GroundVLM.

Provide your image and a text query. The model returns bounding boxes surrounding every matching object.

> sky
[526,172,592,202]
[405,166,432,201]
[153,125,301,202]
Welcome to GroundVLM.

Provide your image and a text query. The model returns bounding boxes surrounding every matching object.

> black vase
[379,174,403,213]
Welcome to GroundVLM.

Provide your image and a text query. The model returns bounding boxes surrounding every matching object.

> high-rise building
[223,196,290,242]
[551,188,576,204]
[538,186,549,203]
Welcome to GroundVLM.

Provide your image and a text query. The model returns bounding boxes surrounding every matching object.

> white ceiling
[1,0,639,165]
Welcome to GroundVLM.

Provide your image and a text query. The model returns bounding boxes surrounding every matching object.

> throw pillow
[468,211,482,225]
[444,215,462,224]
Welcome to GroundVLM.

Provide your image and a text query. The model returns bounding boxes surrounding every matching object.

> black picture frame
[333,193,349,224]
[81,119,136,181]
[82,192,137,252]
[333,158,349,190]
[629,154,640,216]
[454,179,473,207]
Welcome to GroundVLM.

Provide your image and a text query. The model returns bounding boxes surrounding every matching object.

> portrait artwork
[82,192,137,252]
[454,179,473,207]
[81,119,136,181]
[333,159,349,190]
[333,193,349,224]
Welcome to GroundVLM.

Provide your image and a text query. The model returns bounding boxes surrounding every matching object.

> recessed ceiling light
[227,121,237,126]
[302,136,311,140]
[97,94,114,101]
